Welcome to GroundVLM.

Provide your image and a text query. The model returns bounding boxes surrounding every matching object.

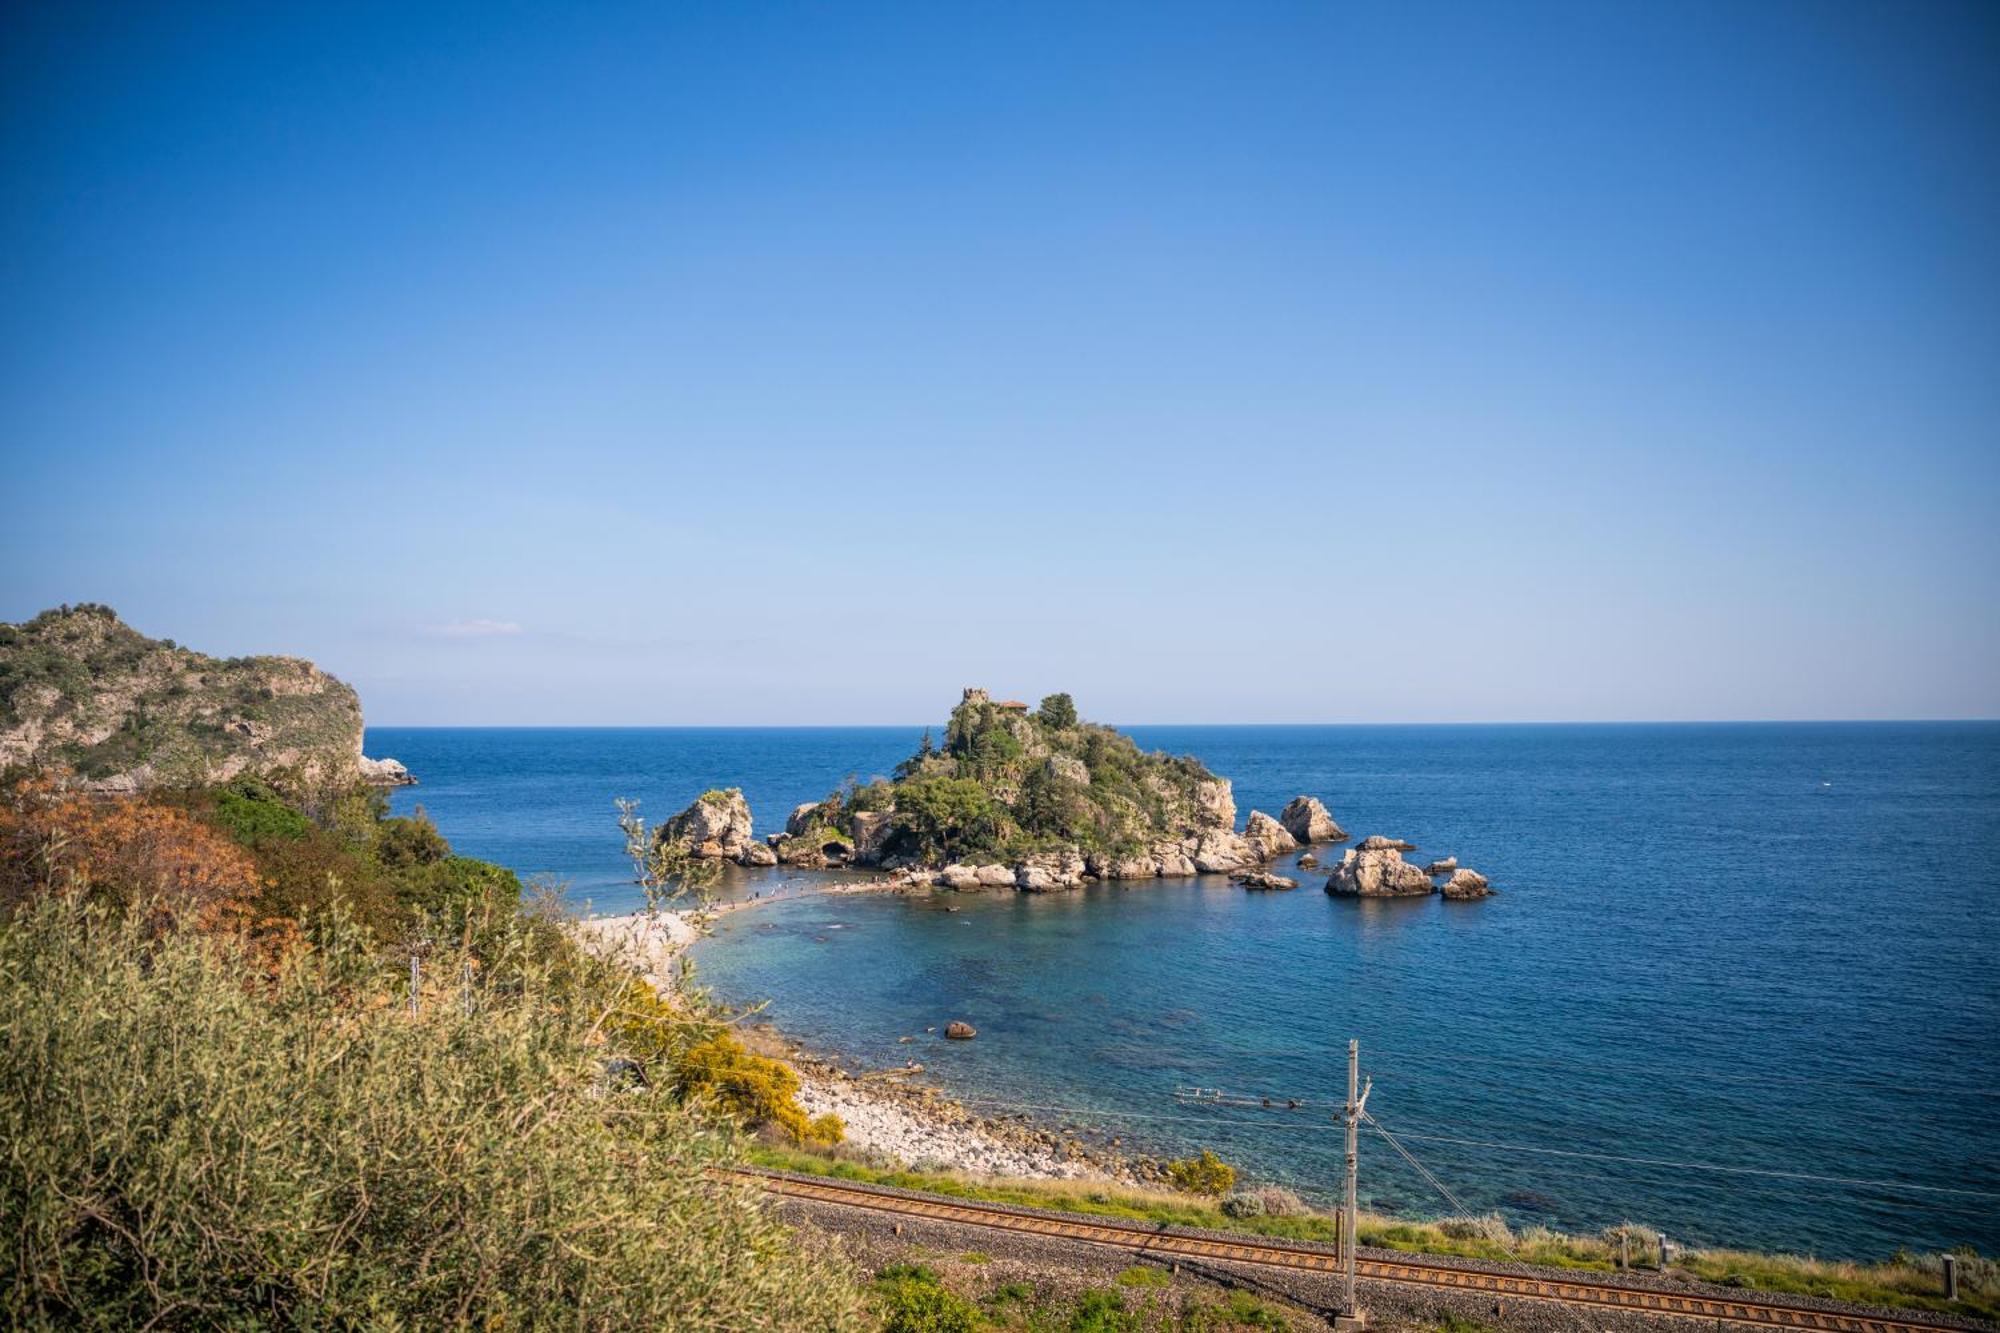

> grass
[750,1144,1999,1323]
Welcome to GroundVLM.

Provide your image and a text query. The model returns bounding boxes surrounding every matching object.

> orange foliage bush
[0,772,262,933]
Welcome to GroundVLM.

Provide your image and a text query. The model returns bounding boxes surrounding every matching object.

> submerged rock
[1243,810,1299,860]
[1326,841,1433,897]
[1439,868,1493,900]
[1232,870,1298,890]
[1279,795,1347,844]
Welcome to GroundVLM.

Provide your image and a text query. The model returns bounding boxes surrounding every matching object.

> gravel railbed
[762,1170,1994,1333]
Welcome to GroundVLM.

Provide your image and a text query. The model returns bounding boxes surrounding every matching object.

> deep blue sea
[369,722,2000,1259]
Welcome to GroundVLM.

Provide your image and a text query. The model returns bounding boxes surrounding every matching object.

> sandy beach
[575,899,1119,1183]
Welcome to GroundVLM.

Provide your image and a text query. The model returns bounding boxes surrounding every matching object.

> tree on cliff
[1035,692,1078,730]
[890,776,1007,863]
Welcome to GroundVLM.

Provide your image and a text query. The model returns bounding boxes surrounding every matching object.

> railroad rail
[737,1168,1978,1333]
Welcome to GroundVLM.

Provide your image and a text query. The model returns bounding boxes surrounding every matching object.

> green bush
[1165,1149,1237,1197]
[1220,1192,1266,1219]
[1067,1287,1137,1331]
[0,892,865,1330]
[874,1264,980,1333]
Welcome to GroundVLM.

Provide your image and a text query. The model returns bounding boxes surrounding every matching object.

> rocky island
[0,604,414,792]
[654,688,1496,901]
[660,687,1366,891]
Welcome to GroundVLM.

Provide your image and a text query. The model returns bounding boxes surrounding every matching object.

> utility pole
[1338,1038,1372,1331]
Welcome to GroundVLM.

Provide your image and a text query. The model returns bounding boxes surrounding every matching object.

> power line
[1365,1111,1472,1217]
[1373,1127,2000,1201]
[954,1093,1999,1203]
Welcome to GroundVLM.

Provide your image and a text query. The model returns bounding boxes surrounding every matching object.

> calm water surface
[371,722,2000,1258]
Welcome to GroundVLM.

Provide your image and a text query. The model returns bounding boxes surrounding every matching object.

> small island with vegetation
[658,686,1495,899]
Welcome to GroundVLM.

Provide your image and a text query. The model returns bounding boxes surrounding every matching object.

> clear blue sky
[3,1,1995,724]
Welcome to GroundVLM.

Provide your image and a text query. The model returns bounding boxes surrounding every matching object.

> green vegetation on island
[0,604,372,790]
[785,688,1239,873]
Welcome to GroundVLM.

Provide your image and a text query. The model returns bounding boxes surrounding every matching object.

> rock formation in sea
[1232,870,1298,890]
[660,788,758,861]
[1242,809,1300,860]
[1439,868,1494,899]
[358,755,417,787]
[1278,794,1347,844]
[1325,838,1435,897]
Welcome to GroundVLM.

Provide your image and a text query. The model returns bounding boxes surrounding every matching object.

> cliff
[0,604,394,792]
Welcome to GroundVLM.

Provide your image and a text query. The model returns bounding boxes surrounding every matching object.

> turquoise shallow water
[372,722,2000,1258]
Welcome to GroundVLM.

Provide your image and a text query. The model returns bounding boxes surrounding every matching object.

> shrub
[0,891,866,1329]
[1165,1149,1236,1197]
[1241,1184,1309,1218]
[674,1031,842,1145]
[1441,1213,1516,1246]
[1068,1287,1137,1332]
[1115,1264,1169,1287]
[874,1263,979,1333]
[1221,1192,1266,1219]
[0,773,260,933]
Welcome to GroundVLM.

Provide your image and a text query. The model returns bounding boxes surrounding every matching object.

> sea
[368,721,2000,1260]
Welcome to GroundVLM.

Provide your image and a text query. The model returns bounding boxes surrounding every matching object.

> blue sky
[2,1,1995,724]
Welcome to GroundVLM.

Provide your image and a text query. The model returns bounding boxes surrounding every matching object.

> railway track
[738,1168,1978,1333]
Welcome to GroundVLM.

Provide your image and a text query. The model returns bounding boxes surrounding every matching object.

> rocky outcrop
[735,842,778,867]
[1190,829,1259,873]
[661,788,755,860]
[785,802,822,838]
[1357,834,1417,852]
[1193,778,1237,830]
[1439,868,1493,899]
[945,1021,977,1040]
[1233,870,1298,890]
[1425,857,1458,876]
[850,809,897,863]
[1015,851,1087,892]
[1279,795,1346,844]
[1044,754,1090,785]
[358,755,416,787]
[0,604,371,792]
[1326,840,1433,897]
[936,862,1017,890]
[1243,810,1299,860]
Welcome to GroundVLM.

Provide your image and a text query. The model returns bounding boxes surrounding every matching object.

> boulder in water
[1279,795,1346,844]
[1326,841,1433,897]
[945,1021,977,1040]
[1439,868,1493,900]
[1243,810,1299,860]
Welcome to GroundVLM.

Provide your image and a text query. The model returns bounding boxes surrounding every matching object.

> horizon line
[363,716,2000,730]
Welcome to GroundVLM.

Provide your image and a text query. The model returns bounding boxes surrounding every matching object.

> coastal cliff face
[0,604,392,791]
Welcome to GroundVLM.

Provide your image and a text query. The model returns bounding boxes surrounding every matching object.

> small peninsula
[0,604,413,792]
